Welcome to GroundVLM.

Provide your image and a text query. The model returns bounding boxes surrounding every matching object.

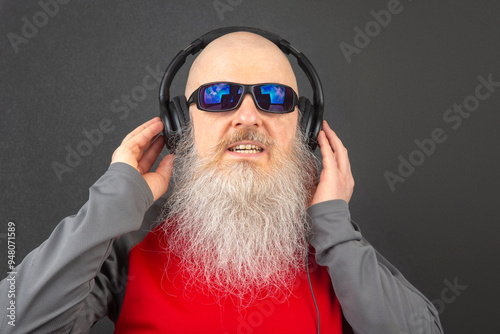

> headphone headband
[159,26,323,119]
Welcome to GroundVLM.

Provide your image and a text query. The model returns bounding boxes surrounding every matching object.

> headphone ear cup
[163,96,190,152]
[160,98,174,150]
[298,97,318,150]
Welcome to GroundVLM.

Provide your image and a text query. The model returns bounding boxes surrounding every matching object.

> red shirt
[115,223,343,333]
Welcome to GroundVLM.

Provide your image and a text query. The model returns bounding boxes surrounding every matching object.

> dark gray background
[1,0,499,333]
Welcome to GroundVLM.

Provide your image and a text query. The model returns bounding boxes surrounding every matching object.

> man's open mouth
[228,144,264,154]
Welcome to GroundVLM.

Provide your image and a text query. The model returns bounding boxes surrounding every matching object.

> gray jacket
[0,162,443,333]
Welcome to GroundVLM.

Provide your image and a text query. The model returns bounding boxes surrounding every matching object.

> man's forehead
[185,32,298,97]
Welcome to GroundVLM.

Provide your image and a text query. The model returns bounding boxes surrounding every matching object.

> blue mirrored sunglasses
[187,82,298,113]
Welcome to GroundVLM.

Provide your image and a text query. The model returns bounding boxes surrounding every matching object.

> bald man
[0,32,442,333]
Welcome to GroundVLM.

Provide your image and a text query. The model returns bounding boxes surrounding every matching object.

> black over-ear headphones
[159,26,324,152]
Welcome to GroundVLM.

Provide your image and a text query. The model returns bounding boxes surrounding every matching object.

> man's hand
[111,117,174,201]
[310,120,354,206]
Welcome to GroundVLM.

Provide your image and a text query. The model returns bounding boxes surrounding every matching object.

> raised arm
[0,118,174,333]
[309,121,443,334]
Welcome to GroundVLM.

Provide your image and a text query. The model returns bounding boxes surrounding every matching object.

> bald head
[185,32,298,97]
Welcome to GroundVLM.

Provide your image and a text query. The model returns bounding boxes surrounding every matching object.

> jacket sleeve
[0,163,154,334]
[307,199,444,334]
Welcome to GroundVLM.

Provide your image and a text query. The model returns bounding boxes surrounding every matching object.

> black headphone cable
[306,236,320,334]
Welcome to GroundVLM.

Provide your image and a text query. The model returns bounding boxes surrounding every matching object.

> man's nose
[231,93,262,128]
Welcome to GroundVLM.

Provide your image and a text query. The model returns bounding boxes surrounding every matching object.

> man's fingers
[111,118,165,167]
[123,120,164,155]
[322,121,350,174]
[121,117,163,144]
[137,135,165,174]
[318,130,338,172]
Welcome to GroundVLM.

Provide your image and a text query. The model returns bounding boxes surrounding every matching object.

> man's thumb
[144,154,175,201]
[157,154,175,179]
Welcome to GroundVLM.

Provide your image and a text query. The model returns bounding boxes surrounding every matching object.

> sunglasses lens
[199,83,242,111]
[253,84,295,112]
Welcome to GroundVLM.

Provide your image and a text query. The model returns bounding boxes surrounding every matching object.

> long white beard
[159,126,317,308]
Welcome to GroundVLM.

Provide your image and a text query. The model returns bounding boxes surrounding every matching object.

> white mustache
[209,128,276,158]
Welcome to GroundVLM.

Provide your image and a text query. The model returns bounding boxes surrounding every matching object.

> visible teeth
[229,144,263,153]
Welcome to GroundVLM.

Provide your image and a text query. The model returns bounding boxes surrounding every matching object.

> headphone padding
[171,95,190,126]
[298,97,314,148]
